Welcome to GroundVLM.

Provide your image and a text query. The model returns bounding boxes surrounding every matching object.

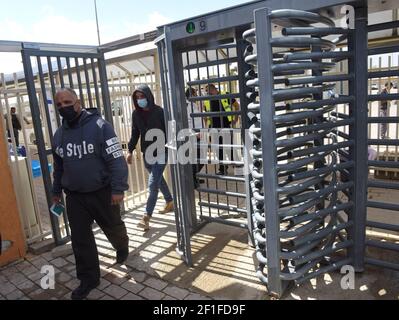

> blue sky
[0,0,251,44]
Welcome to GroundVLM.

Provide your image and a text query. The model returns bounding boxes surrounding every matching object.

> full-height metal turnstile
[157,0,399,297]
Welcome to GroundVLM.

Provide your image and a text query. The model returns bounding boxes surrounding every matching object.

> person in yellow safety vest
[204,84,240,176]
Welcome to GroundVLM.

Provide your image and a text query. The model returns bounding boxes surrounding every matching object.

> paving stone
[103,284,128,300]
[56,272,72,284]
[184,293,212,300]
[27,271,43,283]
[97,279,111,291]
[65,255,76,264]
[63,278,80,291]
[51,244,73,259]
[28,288,52,300]
[139,287,165,300]
[7,272,28,286]
[51,284,71,299]
[163,286,190,300]
[30,257,49,270]
[143,277,168,291]
[41,251,55,262]
[15,261,33,272]
[6,289,25,300]
[121,280,145,294]
[51,258,69,268]
[100,295,115,300]
[1,267,18,278]
[121,293,144,300]
[103,272,128,286]
[87,289,105,300]
[28,239,55,255]
[16,279,38,294]
[61,293,71,300]
[163,295,178,300]
[128,270,147,283]
[64,265,76,273]
[20,265,39,277]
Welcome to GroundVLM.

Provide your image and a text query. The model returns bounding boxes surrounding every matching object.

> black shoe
[71,281,100,300]
[116,248,129,264]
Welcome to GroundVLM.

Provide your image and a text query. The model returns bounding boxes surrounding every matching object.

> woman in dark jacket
[127,85,174,231]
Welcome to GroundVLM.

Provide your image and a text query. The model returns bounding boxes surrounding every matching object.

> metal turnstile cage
[157,0,399,298]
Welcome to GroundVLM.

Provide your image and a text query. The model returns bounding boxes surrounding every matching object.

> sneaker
[71,281,100,300]
[159,201,174,214]
[116,247,129,264]
[137,215,150,231]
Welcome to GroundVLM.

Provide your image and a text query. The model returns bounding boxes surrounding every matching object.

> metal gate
[156,22,256,265]
[21,45,112,245]
[366,18,399,271]
[245,7,361,297]
[157,0,399,298]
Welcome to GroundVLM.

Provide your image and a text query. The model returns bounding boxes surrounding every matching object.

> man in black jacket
[127,85,174,231]
[4,107,30,147]
[52,88,129,300]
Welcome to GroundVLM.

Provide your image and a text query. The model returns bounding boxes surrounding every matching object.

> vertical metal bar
[74,57,86,107]
[165,29,194,266]
[21,49,63,245]
[47,56,62,127]
[157,36,184,259]
[83,58,94,109]
[37,56,55,144]
[65,57,74,88]
[91,58,101,111]
[175,47,198,231]
[236,27,255,247]
[255,8,282,296]
[56,56,65,88]
[348,6,368,272]
[97,53,113,125]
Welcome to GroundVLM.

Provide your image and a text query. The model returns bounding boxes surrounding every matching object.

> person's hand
[127,153,133,165]
[52,195,62,204]
[111,194,124,206]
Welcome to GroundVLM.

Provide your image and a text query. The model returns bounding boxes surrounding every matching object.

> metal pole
[255,8,282,297]
[94,0,101,46]
[348,5,368,273]
[21,48,63,245]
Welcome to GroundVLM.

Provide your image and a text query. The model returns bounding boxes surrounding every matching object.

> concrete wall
[0,115,26,267]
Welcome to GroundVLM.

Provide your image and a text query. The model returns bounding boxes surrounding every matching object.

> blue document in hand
[50,203,65,217]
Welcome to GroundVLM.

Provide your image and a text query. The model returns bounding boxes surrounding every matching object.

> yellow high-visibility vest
[203,92,233,126]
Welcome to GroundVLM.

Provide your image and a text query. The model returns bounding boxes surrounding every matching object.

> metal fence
[0,45,161,246]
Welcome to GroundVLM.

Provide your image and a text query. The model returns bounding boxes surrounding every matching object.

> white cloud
[123,11,172,36]
[0,8,171,74]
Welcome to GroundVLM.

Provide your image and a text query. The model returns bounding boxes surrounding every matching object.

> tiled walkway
[0,203,213,301]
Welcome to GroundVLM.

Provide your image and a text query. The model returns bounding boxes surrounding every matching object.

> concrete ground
[1,200,398,301]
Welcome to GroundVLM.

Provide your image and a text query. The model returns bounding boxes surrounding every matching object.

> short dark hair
[185,87,196,99]
[386,82,394,88]
[56,87,78,98]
